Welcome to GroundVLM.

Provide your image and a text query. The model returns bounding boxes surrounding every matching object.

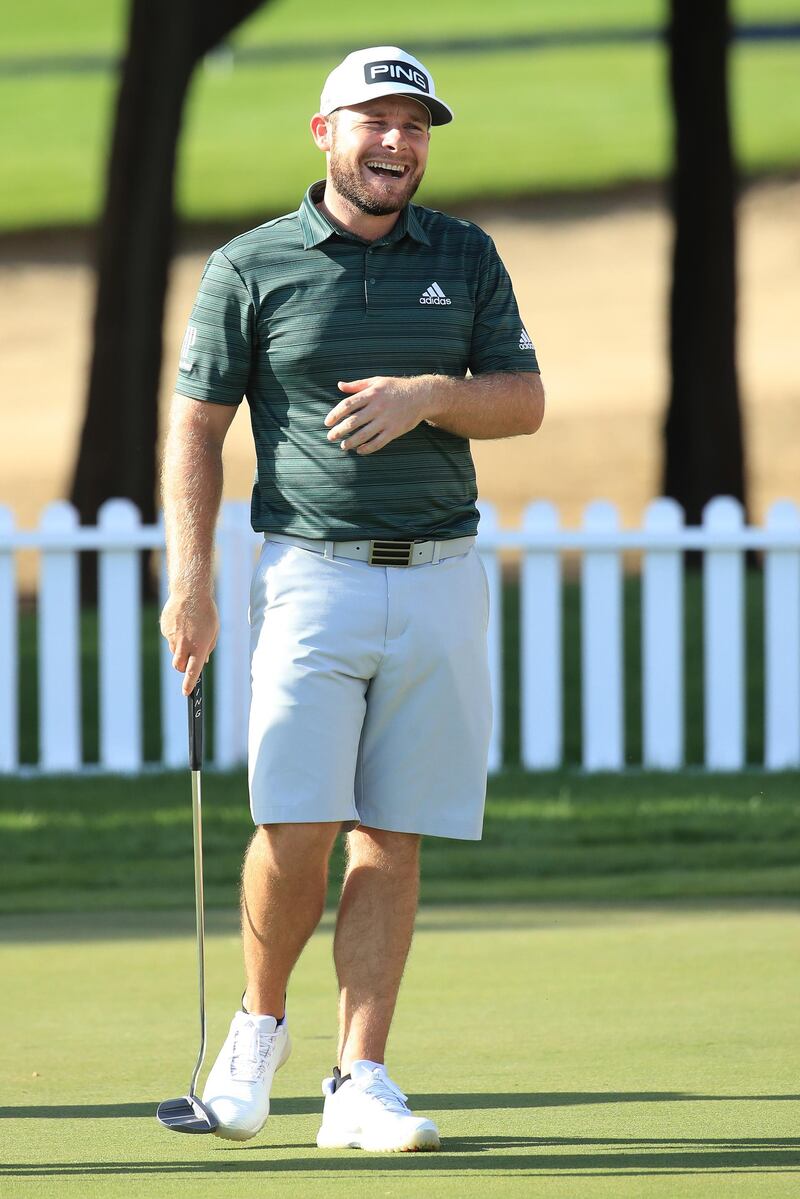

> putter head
[156,1093,218,1134]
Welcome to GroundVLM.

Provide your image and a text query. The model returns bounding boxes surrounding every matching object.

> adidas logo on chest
[420,282,451,305]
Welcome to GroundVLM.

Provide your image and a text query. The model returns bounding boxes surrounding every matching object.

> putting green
[2,905,798,1197]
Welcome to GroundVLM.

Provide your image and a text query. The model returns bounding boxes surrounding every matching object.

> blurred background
[1,0,798,575]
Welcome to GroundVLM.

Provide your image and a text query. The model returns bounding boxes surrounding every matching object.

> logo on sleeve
[179,324,197,372]
[364,60,431,94]
[519,326,534,350]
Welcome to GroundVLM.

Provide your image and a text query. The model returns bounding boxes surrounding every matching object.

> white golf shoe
[201,1010,291,1141]
[316,1060,440,1152]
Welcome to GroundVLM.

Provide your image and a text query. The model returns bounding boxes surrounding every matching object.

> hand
[324,376,431,455]
[159,591,219,696]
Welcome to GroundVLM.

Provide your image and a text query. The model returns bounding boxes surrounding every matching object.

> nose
[381,126,407,151]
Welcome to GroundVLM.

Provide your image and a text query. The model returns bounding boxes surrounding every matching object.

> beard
[328,143,424,216]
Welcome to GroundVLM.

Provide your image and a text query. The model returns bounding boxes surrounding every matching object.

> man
[160,45,544,1152]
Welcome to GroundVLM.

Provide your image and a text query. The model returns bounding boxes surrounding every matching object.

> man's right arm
[159,394,238,696]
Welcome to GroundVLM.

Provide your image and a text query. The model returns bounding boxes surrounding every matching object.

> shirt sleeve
[468,235,540,376]
[174,249,254,404]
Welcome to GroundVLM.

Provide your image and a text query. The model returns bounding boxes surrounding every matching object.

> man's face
[326,97,431,216]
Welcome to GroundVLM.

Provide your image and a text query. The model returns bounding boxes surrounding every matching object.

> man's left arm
[325,371,543,454]
[420,369,544,438]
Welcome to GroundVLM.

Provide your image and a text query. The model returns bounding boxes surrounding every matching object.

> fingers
[326,377,386,428]
[344,425,381,452]
[160,596,218,685]
[355,430,390,455]
[169,627,212,682]
[182,655,203,697]
[325,391,368,430]
[337,379,369,393]
[327,410,374,445]
[172,640,212,676]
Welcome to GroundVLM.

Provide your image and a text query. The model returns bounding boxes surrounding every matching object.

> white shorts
[247,539,492,840]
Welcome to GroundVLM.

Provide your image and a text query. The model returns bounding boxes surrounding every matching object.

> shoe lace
[361,1068,411,1115]
[230,1022,278,1082]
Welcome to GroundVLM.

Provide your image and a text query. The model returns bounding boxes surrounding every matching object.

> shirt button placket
[365,247,378,314]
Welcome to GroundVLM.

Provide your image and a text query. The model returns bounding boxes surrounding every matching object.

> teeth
[365,161,405,174]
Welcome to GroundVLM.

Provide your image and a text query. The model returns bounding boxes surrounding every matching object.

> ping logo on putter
[364,60,430,94]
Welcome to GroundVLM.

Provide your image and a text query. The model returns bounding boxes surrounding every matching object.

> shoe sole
[316,1125,440,1153]
[210,1031,293,1142]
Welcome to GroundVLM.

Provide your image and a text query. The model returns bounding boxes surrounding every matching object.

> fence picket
[478,501,503,773]
[764,500,800,768]
[582,501,624,769]
[521,501,562,769]
[158,535,187,769]
[38,502,81,771]
[642,499,685,768]
[0,506,18,771]
[215,502,255,769]
[703,497,745,769]
[98,500,142,770]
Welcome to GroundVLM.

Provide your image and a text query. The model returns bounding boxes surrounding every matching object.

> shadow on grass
[2,1138,800,1177]
[3,1091,799,1120]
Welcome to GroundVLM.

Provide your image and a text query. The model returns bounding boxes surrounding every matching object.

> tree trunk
[663,0,746,526]
[70,0,265,596]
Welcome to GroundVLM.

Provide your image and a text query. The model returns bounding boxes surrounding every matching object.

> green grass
[1,769,798,915]
[0,2,799,229]
[3,1,799,57]
[1,903,798,1196]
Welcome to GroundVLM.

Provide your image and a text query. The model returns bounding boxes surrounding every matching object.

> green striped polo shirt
[175,181,540,539]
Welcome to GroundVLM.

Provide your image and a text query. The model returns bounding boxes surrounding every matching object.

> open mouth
[364,160,409,180]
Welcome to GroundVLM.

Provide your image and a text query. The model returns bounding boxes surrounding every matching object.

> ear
[310,113,333,152]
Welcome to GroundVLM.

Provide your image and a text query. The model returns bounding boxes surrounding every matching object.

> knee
[252,821,338,874]
[346,826,421,872]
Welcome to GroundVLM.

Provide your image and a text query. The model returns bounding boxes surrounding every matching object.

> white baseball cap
[320,46,454,126]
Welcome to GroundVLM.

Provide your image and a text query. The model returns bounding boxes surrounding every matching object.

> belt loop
[431,540,442,566]
[324,540,335,560]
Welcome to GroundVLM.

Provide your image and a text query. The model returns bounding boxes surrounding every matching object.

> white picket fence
[1,496,799,776]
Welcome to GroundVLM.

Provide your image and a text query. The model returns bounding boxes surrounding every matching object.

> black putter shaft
[188,673,208,1098]
[156,674,218,1134]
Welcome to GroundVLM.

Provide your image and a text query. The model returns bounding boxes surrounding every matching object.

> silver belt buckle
[368,539,415,567]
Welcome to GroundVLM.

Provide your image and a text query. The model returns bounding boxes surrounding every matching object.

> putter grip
[188,675,203,770]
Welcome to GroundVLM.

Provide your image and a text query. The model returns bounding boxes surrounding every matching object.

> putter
[156,674,218,1134]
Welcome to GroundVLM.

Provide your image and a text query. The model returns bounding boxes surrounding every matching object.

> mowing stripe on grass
[1,770,799,914]
[1,904,798,1197]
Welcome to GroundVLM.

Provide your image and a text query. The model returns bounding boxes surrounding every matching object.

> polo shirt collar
[298,181,431,249]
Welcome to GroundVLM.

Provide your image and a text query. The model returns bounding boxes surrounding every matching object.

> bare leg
[333,826,421,1072]
[242,822,340,1017]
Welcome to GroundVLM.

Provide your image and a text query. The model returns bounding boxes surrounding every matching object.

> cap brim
[322,87,453,126]
[420,96,453,126]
